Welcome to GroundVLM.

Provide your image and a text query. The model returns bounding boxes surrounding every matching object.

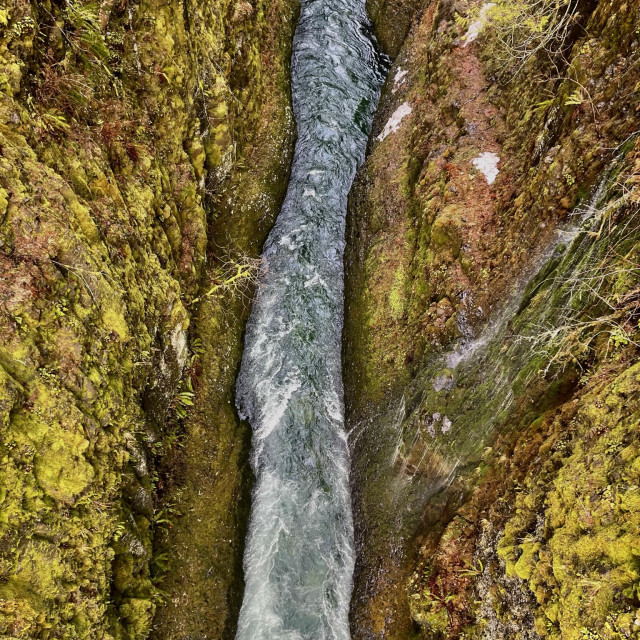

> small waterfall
[415,151,633,467]
[349,146,639,628]
[234,0,388,637]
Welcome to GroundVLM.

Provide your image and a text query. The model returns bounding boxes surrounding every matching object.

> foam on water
[234,0,388,638]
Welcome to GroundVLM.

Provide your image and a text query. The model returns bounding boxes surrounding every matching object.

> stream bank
[0,0,298,635]
[149,6,298,630]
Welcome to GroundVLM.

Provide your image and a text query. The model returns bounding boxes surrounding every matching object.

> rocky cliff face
[0,0,296,636]
[344,0,640,638]
[2,0,639,637]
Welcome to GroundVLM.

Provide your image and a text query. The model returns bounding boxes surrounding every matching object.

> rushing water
[234,0,387,637]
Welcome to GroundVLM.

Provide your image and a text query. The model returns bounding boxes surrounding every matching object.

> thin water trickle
[445,171,614,371]
[349,155,632,630]
[234,0,388,638]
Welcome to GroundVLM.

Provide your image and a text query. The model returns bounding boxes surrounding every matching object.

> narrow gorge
[1,0,639,639]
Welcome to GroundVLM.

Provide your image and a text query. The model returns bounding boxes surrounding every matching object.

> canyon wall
[0,0,296,636]
[2,0,639,638]
[345,0,640,638]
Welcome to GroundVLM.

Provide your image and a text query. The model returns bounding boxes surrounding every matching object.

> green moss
[119,598,155,638]
[430,205,463,257]
[389,265,406,318]
[0,0,298,633]
[34,432,94,503]
[513,539,540,581]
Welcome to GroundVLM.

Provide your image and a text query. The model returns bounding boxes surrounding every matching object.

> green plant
[191,256,262,304]
[112,522,126,542]
[565,88,584,106]
[152,551,170,573]
[163,427,186,452]
[153,503,180,531]
[456,559,484,577]
[171,377,195,420]
[608,326,630,349]
[63,1,112,76]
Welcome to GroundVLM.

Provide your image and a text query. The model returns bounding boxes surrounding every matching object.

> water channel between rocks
[234,0,388,637]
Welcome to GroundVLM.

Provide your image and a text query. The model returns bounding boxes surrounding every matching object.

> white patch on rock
[377,102,412,142]
[462,3,495,47]
[170,324,189,371]
[392,68,408,93]
[441,416,452,433]
[472,151,500,185]
[433,374,454,392]
[425,412,444,438]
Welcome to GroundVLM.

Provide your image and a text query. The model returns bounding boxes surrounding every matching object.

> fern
[565,88,584,106]
[64,1,112,77]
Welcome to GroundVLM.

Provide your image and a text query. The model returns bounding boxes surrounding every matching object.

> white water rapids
[234,0,388,637]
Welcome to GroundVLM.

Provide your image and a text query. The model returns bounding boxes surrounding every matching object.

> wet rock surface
[344,0,640,638]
